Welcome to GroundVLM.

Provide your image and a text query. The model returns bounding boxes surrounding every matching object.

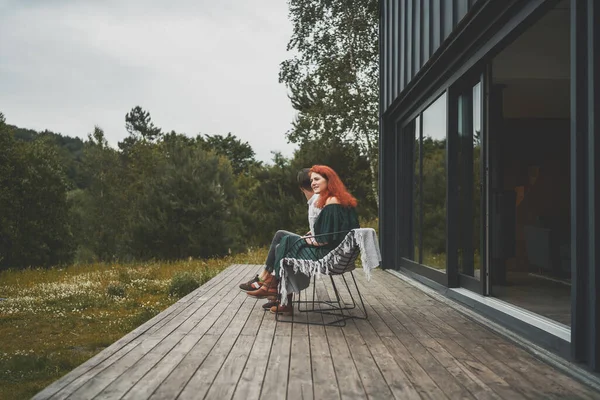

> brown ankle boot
[270,303,293,315]
[270,294,293,315]
[247,278,278,299]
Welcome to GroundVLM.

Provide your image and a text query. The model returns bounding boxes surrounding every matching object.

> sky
[0,0,298,162]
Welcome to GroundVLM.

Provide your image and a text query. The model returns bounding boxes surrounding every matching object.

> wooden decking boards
[34,264,600,400]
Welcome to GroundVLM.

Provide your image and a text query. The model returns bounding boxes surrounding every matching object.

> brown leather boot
[262,299,279,310]
[270,303,293,315]
[246,278,278,299]
[270,295,293,315]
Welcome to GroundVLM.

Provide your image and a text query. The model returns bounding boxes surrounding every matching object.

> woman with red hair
[269,165,360,315]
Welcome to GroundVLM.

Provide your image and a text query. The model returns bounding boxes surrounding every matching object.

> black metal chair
[275,230,368,327]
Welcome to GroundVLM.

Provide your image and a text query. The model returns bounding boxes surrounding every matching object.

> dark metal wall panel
[380,118,398,268]
[406,0,413,83]
[590,0,600,372]
[571,0,589,365]
[381,0,482,115]
[585,0,600,371]
[386,0,396,106]
[423,0,431,64]
[432,0,442,56]
[456,0,469,24]
[381,0,387,108]
[414,0,422,73]
[442,0,454,40]
[399,0,406,93]
[392,0,398,101]
[569,0,600,372]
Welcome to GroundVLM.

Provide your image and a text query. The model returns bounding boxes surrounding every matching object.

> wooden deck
[34,264,600,400]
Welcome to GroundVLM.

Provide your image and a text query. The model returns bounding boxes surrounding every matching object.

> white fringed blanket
[279,228,381,303]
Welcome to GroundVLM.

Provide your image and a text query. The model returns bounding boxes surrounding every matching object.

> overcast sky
[0,0,298,162]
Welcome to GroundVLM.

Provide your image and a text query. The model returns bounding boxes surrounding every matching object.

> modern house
[379,0,599,370]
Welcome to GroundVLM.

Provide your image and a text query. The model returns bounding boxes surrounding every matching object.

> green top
[313,204,360,250]
[273,204,360,276]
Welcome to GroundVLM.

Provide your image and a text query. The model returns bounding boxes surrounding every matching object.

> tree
[10,125,85,189]
[127,135,240,259]
[279,0,379,203]
[0,113,74,268]
[73,127,130,262]
[197,132,259,175]
[234,153,308,246]
[125,106,162,141]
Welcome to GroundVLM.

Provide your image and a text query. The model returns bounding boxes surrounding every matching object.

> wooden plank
[287,333,314,400]
[353,274,449,400]
[381,336,449,400]
[375,271,600,399]
[393,298,534,399]
[357,274,474,399]
[364,275,504,399]
[340,277,422,400]
[259,332,292,399]
[204,335,256,400]
[309,278,342,400]
[239,295,267,337]
[376,272,595,399]
[177,293,256,399]
[120,333,200,400]
[117,272,256,400]
[65,336,165,400]
[92,331,187,400]
[232,311,277,400]
[149,335,219,400]
[372,291,502,399]
[351,317,421,400]
[317,275,371,399]
[142,266,257,399]
[341,329,393,399]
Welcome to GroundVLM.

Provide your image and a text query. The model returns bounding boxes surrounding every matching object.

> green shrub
[106,282,126,297]
[168,272,199,298]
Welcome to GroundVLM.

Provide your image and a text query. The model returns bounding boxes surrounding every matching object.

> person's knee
[274,230,287,240]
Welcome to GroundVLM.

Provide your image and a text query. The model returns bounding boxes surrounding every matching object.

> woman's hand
[300,235,327,246]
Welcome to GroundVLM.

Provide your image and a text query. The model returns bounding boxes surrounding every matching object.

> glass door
[453,73,488,294]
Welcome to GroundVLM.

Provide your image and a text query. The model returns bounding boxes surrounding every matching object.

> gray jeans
[265,230,300,272]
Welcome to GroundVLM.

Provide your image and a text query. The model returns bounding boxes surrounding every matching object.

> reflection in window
[413,116,421,262]
[472,82,482,276]
[457,83,482,278]
[421,93,447,271]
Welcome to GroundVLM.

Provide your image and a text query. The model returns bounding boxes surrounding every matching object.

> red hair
[310,165,358,208]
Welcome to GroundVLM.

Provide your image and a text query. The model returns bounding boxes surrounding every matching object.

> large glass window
[413,116,421,263]
[457,83,483,279]
[407,93,447,271]
[421,93,447,270]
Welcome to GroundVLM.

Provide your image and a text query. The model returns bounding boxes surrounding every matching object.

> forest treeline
[0,0,388,269]
[0,108,378,269]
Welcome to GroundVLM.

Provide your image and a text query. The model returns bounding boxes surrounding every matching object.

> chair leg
[274,271,367,327]
[349,271,368,319]
[298,275,317,312]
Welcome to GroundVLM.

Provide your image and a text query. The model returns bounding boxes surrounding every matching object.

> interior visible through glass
[489,0,571,326]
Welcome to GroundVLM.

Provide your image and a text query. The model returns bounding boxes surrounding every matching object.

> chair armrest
[283,230,354,259]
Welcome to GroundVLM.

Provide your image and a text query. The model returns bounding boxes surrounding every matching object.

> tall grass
[0,248,268,400]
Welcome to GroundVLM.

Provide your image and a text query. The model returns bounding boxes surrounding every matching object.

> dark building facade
[379,0,600,370]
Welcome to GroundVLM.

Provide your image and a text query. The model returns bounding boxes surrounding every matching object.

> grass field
[0,248,268,400]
